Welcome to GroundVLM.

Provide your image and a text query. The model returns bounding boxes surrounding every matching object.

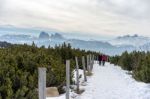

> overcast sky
[0,0,150,37]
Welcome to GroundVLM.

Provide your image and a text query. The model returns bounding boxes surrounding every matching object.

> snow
[47,62,150,99]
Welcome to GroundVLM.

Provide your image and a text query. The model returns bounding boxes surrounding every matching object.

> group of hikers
[98,54,108,66]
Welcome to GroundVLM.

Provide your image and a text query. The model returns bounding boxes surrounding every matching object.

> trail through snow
[47,62,150,99]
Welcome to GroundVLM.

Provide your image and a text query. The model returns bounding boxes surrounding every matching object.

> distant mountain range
[39,31,50,40]
[0,41,12,48]
[108,34,150,47]
[0,32,150,55]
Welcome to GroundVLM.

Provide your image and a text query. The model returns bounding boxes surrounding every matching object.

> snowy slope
[47,62,150,99]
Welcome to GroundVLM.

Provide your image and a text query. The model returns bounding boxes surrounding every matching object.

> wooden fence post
[66,60,70,99]
[75,57,80,94]
[82,56,87,82]
[97,55,99,64]
[91,55,94,70]
[93,55,94,64]
[38,67,46,99]
[89,54,92,71]
[86,55,90,73]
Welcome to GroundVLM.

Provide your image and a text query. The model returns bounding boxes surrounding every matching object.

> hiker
[107,55,110,62]
[98,54,102,65]
[102,55,107,66]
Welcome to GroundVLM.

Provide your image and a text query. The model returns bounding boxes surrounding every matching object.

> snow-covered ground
[47,62,150,99]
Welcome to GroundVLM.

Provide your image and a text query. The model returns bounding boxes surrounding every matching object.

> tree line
[110,51,150,83]
[0,42,98,99]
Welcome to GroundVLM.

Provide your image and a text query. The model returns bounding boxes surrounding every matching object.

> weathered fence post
[93,55,94,64]
[75,57,80,94]
[91,55,94,70]
[38,67,46,99]
[97,55,99,64]
[89,54,92,71]
[89,54,91,72]
[66,60,70,99]
[86,55,90,73]
[82,56,87,82]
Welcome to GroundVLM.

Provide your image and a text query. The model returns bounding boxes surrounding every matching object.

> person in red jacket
[102,55,107,66]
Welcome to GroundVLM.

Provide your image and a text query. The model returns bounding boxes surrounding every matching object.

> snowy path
[47,62,150,99]
[80,62,150,99]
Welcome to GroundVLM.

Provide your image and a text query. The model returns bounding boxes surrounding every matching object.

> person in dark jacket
[98,54,102,66]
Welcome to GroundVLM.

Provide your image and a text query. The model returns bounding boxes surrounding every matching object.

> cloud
[0,0,6,14]
[0,0,150,37]
[96,0,150,19]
